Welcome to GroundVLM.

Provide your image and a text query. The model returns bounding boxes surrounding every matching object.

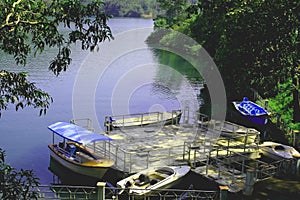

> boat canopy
[48,122,112,145]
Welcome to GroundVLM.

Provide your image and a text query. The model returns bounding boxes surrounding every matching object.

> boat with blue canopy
[48,121,114,179]
[232,97,269,125]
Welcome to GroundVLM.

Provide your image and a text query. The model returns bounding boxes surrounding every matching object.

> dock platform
[73,111,298,194]
[84,113,262,175]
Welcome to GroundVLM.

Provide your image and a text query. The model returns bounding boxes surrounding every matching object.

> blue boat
[48,122,114,179]
[232,97,269,125]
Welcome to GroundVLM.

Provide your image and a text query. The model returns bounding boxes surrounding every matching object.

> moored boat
[232,97,269,125]
[259,141,300,160]
[106,110,182,129]
[221,126,260,144]
[48,122,114,179]
[116,165,190,196]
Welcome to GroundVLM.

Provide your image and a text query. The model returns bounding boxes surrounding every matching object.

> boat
[116,165,191,196]
[48,121,115,179]
[199,120,260,144]
[232,97,269,125]
[259,141,300,160]
[106,110,182,129]
[221,127,260,144]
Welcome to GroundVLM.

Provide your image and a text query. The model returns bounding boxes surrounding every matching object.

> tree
[0,0,113,117]
[153,0,300,125]
[189,0,300,123]
[1,148,40,199]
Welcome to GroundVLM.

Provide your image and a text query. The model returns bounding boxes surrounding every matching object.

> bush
[0,148,40,199]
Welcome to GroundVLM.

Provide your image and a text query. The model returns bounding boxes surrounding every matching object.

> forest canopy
[151,0,300,130]
[102,0,162,18]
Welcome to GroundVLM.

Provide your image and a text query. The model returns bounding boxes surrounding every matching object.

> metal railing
[33,185,220,200]
[33,185,97,200]
[205,148,277,181]
[104,110,182,131]
[88,141,186,174]
[70,118,94,131]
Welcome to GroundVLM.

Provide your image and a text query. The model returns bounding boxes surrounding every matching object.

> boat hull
[233,98,269,125]
[259,141,300,160]
[245,115,268,125]
[259,147,293,160]
[117,166,190,196]
[48,145,111,179]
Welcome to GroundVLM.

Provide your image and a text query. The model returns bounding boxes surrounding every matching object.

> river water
[0,18,204,184]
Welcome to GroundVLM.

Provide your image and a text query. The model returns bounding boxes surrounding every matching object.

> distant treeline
[102,0,162,18]
[43,0,162,18]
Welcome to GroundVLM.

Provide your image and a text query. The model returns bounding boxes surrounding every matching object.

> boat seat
[153,172,169,179]
[76,152,92,163]
[135,174,150,186]
[150,178,159,185]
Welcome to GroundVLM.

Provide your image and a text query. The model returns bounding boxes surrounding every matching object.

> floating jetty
[71,110,300,196]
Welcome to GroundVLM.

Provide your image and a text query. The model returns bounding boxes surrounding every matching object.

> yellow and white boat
[48,122,114,179]
[117,165,190,196]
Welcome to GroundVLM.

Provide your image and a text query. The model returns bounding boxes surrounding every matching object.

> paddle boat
[232,97,269,125]
[259,141,300,160]
[106,110,182,129]
[48,122,114,179]
[117,165,190,196]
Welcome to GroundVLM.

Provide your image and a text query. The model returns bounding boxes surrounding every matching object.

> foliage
[102,0,162,18]
[268,80,300,130]
[154,0,300,123]
[154,0,200,30]
[0,70,52,117]
[0,148,40,199]
[0,0,113,116]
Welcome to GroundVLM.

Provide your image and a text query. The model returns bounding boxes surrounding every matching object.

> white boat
[48,122,114,179]
[107,110,182,129]
[116,165,190,196]
[199,120,260,144]
[259,141,300,160]
[221,127,260,144]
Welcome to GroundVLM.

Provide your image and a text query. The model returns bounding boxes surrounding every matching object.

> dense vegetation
[0,148,40,199]
[102,0,162,18]
[150,0,300,132]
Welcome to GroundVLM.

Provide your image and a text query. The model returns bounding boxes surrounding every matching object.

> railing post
[219,186,229,200]
[97,182,106,200]
[146,150,150,169]
[244,169,255,196]
[141,114,144,126]
[293,130,300,148]
[296,158,300,177]
[129,153,132,173]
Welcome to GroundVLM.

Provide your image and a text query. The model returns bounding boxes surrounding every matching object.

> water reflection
[49,157,125,186]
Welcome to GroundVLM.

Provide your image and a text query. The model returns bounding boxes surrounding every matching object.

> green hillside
[102,0,162,18]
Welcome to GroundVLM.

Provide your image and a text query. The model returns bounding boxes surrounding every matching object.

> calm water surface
[0,18,203,184]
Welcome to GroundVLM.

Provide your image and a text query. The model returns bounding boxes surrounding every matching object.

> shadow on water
[48,157,126,186]
[49,157,219,191]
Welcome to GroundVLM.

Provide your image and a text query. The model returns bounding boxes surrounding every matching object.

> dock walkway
[85,113,261,175]
[76,111,297,194]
